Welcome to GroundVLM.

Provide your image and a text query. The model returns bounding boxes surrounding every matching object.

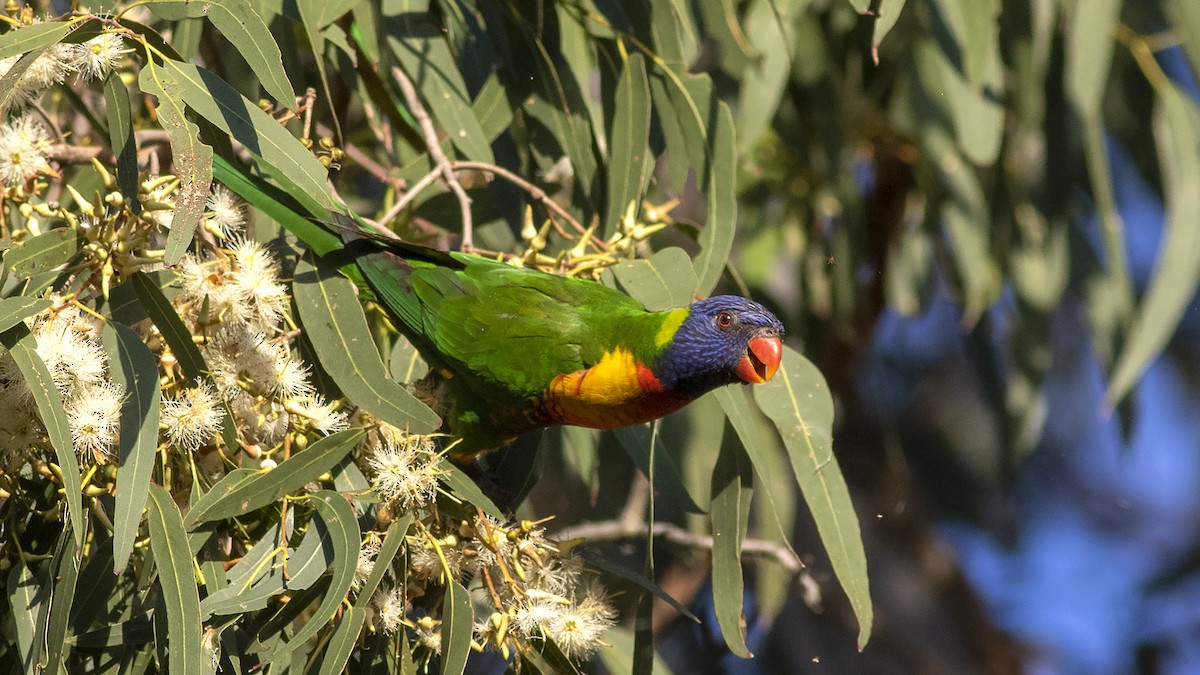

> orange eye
[716,312,733,328]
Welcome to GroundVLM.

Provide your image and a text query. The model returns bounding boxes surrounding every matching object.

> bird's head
[656,296,784,397]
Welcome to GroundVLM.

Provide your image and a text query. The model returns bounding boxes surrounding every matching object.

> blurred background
[621,0,1200,673]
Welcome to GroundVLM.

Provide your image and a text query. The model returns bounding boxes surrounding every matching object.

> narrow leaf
[40,525,81,672]
[130,271,206,383]
[4,228,79,280]
[1108,83,1200,404]
[440,580,472,675]
[0,19,74,59]
[316,606,367,675]
[146,483,204,675]
[439,461,505,519]
[0,297,49,333]
[693,103,736,297]
[709,435,753,657]
[139,61,212,264]
[753,346,872,648]
[293,254,440,433]
[258,490,360,663]
[186,428,363,525]
[105,322,161,574]
[144,0,295,107]
[604,53,653,236]
[355,515,413,605]
[0,324,83,547]
[159,59,334,212]
[103,71,142,214]
[7,563,39,669]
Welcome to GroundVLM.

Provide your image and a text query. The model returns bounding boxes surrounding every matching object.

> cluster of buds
[513,197,679,279]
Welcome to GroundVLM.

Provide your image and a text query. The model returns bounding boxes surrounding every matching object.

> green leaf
[440,579,473,675]
[211,154,341,254]
[144,0,295,107]
[610,247,697,311]
[0,296,49,332]
[138,61,213,264]
[0,324,83,548]
[604,53,653,236]
[39,526,81,673]
[354,515,413,605]
[736,0,798,153]
[439,460,505,519]
[293,254,440,433]
[316,606,367,675]
[709,435,753,657]
[4,229,80,280]
[1065,0,1121,120]
[753,347,872,648]
[186,428,364,525]
[7,563,39,669]
[146,483,204,675]
[130,271,206,384]
[383,3,494,163]
[1108,83,1200,405]
[0,19,72,59]
[103,72,142,214]
[928,0,997,86]
[104,322,162,574]
[693,102,737,297]
[258,490,360,663]
[157,59,334,213]
[614,425,704,514]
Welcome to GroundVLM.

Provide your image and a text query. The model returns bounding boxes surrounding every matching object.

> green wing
[352,242,651,401]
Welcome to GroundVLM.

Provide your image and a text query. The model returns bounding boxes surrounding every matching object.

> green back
[355,247,668,402]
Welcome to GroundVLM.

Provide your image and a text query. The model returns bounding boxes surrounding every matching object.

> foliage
[0,1,874,673]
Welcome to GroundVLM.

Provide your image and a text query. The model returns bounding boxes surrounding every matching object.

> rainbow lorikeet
[342,226,784,455]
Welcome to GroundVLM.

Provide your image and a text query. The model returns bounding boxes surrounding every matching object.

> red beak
[735,335,782,384]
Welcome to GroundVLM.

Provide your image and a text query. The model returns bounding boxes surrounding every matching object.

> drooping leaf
[104,322,161,574]
[439,461,504,519]
[292,254,440,433]
[186,428,364,525]
[36,525,81,673]
[130,271,206,384]
[144,0,295,107]
[146,483,204,675]
[440,579,473,675]
[1108,83,1200,405]
[604,53,653,236]
[693,102,737,297]
[316,606,367,675]
[156,59,334,213]
[103,71,142,214]
[257,490,360,663]
[7,563,40,669]
[709,429,754,658]
[753,346,872,649]
[597,627,675,675]
[138,61,213,264]
[354,515,413,605]
[0,324,83,548]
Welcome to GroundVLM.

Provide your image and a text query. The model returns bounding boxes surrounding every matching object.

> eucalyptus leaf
[147,483,204,675]
[753,346,872,649]
[104,322,162,574]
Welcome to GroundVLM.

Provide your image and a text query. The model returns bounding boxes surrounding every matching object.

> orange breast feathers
[540,348,691,429]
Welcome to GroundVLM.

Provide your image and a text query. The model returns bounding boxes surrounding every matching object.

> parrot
[339,223,785,456]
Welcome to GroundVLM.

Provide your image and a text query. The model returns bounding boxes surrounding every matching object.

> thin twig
[390,66,474,249]
[553,518,811,577]
[450,160,607,251]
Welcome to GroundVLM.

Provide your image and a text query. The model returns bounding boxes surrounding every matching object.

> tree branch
[390,66,474,250]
